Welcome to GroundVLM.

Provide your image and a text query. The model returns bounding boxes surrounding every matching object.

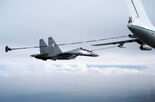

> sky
[0,0,155,102]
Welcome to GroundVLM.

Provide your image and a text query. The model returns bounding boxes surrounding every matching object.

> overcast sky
[0,0,155,102]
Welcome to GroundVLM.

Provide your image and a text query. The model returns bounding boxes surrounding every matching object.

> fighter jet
[93,0,155,51]
[30,37,98,61]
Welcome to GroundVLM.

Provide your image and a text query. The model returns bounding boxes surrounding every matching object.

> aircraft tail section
[48,37,62,56]
[127,0,152,25]
[39,37,62,56]
[40,39,48,54]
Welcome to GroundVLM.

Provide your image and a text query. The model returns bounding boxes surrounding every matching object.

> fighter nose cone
[91,52,99,57]
[94,53,99,57]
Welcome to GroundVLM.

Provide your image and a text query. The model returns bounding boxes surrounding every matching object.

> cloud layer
[0,58,151,77]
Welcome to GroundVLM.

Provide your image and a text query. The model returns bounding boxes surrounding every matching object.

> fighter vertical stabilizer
[40,39,48,54]
[48,37,62,56]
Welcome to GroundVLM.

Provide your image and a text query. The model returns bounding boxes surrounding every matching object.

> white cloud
[0,57,155,96]
[0,58,149,77]
[0,50,155,77]
[0,71,11,77]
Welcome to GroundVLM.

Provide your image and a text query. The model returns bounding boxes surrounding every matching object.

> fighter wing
[92,39,140,48]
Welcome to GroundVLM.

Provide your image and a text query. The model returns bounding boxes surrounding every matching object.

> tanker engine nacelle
[140,44,152,51]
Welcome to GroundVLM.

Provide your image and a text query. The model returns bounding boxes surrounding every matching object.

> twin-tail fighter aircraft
[6,37,98,61]
[93,0,155,51]
[31,37,99,61]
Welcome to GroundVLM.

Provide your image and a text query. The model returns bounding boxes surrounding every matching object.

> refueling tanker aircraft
[6,37,98,61]
[93,0,155,51]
